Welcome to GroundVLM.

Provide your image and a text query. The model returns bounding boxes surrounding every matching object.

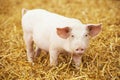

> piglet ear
[87,23,102,37]
[56,27,71,39]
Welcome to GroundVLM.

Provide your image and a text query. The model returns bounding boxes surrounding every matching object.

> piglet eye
[85,34,88,37]
[71,35,74,37]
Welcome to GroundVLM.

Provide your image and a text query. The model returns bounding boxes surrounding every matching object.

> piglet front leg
[73,54,82,67]
[49,48,59,66]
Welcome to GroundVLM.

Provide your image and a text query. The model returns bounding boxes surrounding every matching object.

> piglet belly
[33,32,50,52]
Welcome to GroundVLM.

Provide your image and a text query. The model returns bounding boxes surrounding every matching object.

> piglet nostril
[75,48,85,52]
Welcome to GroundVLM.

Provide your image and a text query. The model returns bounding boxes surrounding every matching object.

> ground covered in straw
[0,0,120,80]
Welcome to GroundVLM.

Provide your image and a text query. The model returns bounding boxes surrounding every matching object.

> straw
[0,0,120,80]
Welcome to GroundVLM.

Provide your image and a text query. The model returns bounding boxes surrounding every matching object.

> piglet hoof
[28,60,34,66]
[72,63,80,69]
[50,61,58,67]
[49,65,56,69]
[50,63,57,67]
[75,65,80,69]
[32,62,35,66]
[27,57,34,62]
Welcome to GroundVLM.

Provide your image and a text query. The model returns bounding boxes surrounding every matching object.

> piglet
[21,8,101,66]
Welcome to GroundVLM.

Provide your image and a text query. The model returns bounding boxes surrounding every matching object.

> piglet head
[56,24,102,55]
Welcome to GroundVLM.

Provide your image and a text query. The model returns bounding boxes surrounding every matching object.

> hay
[0,0,120,80]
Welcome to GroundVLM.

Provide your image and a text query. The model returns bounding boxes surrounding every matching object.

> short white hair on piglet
[21,8,102,66]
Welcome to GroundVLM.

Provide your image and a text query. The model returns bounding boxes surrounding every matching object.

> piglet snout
[75,48,85,54]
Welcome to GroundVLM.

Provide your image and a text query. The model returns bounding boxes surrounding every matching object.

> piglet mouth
[73,52,84,56]
[74,51,84,55]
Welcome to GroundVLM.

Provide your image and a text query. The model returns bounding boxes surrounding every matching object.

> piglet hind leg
[34,47,41,57]
[23,32,34,63]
